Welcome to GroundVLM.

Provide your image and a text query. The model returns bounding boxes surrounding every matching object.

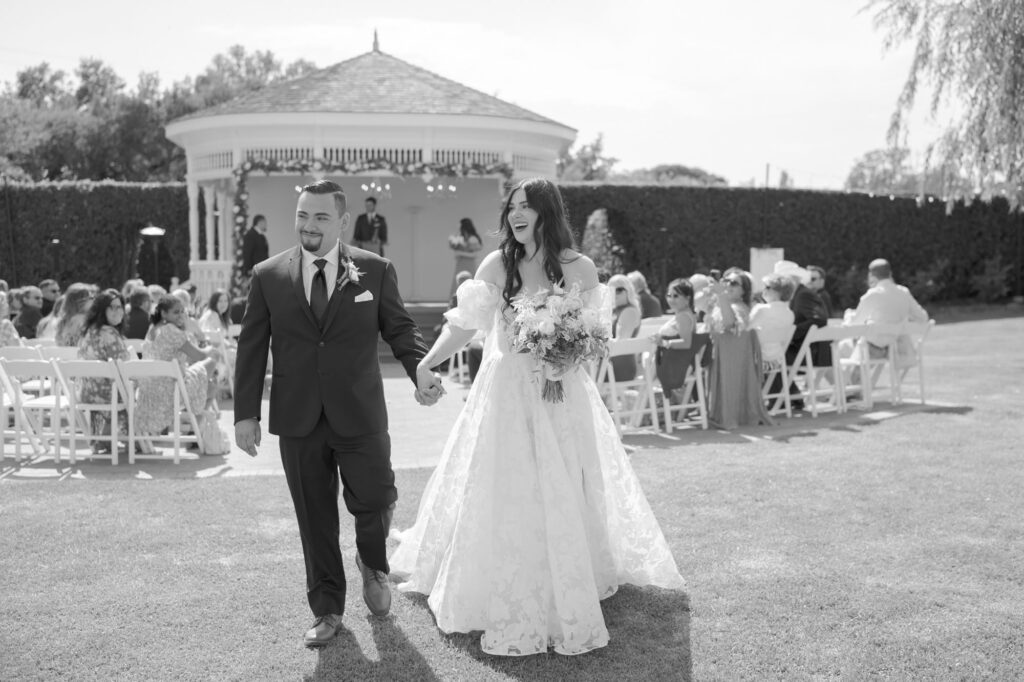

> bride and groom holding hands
[234,177,683,657]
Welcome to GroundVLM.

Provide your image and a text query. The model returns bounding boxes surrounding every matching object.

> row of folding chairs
[593,318,935,435]
[1,353,204,466]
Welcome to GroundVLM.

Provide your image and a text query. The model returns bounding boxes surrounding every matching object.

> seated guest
[606,273,642,382]
[38,279,60,317]
[121,278,145,306]
[13,286,44,339]
[806,265,833,318]
[750,273,796,362]
[55,283,95,347]
[689,273,712,325]
[136,295,219,438]
[198,289,237,396]
[651,278,699,402]
[627,270,664,318]
[77,289,136,455]
[777,261,829,368]
[7,288,24,321]
[706,269,773,429]
[171,288,207,347]
[37,295,64,340]
[0,295,23,346]
[124,286,153,339]
[841,258,927,365]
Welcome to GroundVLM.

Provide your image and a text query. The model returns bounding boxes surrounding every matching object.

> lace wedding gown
[389,281,685,656]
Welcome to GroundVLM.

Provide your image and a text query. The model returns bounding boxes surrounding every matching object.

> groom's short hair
[300,180,347,215]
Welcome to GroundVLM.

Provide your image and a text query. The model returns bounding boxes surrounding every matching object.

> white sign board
[749,247,785,292]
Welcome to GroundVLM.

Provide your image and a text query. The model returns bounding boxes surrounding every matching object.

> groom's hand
[235,418,261,457]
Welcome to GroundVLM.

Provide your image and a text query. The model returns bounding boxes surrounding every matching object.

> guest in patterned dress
[0,295,22,346]
[77,289,133,455]
[135,295,219,437]
[55,283,95,347]
[605,273,641,381]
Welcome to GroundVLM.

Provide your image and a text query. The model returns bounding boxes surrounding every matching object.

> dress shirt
[300,243,340,305]
[849,279,927,347]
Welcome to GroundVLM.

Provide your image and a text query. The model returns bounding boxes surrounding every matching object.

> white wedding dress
[389,280,685,656]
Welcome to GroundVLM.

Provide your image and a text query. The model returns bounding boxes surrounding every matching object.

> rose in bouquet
[509,283,610,402]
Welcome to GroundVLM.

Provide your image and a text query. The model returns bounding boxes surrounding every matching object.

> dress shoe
[303,613,343,648]
[355,553,391,616]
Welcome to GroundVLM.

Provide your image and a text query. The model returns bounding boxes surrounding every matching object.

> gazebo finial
[373,29,379,52]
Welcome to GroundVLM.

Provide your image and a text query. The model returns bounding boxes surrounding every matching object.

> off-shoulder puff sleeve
[443,280,501,333]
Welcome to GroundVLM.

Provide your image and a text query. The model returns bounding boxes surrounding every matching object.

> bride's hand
[416,365,445,406]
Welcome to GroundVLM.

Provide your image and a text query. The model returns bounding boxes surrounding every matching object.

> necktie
[311,258,328,327]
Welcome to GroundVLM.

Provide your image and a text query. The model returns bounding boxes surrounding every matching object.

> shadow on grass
[398,586,692,682]
[308,615,440,681]
[620,401,974,450]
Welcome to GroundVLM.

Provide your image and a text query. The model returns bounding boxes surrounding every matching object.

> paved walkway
[1,361,955,481]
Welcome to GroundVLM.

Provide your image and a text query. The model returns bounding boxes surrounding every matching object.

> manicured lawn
[2,315,1022,680]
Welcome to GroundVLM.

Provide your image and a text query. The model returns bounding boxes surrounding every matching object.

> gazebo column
[202,185,216,261]
[187,180,200,262]
[217,188,230,260]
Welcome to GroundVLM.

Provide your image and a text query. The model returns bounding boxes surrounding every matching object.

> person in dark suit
[775,261,829,408]
[806,265,833,318]
[233,180,441,649]
[123,286,153,340]
[241,215,270,276]
[352,197,387,256]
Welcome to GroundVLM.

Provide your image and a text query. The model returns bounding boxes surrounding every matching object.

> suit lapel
[321,244,358,332]
[289,246,320,330]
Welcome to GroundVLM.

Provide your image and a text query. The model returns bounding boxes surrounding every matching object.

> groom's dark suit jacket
[234,245,427,438]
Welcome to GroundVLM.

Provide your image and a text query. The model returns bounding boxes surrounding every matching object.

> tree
[12,62,71,106]
[867,0,1024,201]
[609,163,728,187]
[845,146,956,196]
[557,133,618,181]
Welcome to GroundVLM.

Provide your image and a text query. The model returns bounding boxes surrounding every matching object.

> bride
[396,178,684,656]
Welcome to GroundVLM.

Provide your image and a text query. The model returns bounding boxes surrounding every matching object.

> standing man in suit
[234,180,442,648]
[352,197,387,256]
[242,214,270,277]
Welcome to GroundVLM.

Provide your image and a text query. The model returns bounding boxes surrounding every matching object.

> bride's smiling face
[506,188,539,246]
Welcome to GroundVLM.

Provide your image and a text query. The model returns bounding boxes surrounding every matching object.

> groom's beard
[300,232,326,253]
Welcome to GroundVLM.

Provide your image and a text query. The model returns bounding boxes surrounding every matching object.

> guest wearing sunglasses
[706,268,772,429]
[606,273,641,381]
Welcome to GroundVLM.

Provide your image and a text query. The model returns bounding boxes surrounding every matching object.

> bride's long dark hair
[498,178,578,307]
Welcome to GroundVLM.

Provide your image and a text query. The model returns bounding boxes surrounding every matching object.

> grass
[2,314,1023,680]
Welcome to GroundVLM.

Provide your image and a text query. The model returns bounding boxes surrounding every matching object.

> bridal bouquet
[448,234,467,251]
[509,284,610,402]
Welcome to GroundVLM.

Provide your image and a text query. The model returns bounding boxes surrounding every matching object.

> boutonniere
[336,257,364,291]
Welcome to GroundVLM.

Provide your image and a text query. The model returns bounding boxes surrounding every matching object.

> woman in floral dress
[77,289,133,454]
[55,283,95,348]
[135,295,219,437]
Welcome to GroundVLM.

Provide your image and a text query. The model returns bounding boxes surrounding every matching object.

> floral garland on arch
[229,157,514,294]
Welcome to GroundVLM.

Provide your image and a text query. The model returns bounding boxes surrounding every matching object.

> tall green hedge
[2,181,1021,308]
[559,184,1024,307]
[0,181,188,290]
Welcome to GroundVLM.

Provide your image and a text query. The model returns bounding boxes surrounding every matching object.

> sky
[0,0,947,189]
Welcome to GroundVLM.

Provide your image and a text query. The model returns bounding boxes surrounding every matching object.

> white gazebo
[165,37,576,302]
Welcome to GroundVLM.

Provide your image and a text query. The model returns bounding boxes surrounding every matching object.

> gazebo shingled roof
[173,48,567,127]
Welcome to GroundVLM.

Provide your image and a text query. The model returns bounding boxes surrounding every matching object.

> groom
[234,179,441,648]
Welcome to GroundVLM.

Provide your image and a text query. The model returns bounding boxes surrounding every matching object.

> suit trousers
[279,412,397,617]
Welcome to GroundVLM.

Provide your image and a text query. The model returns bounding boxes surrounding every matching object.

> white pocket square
[354,290,374,303]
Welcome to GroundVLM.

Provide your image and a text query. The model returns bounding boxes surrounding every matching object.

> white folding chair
[0,362,47,459]
[839,322,903,409]
[447,346,469,384]
[39,346,81,362]
[124,338,147,357]
[55,360,131,466]
[758,324,796,417]
[118,359,204,464]
[0,346,43,360]
[594,336,659,436]
[637,315,674,340]
[790,324,854,417]
[657,333,711,432]
[0,358,69,462]
[894,319,934,405]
